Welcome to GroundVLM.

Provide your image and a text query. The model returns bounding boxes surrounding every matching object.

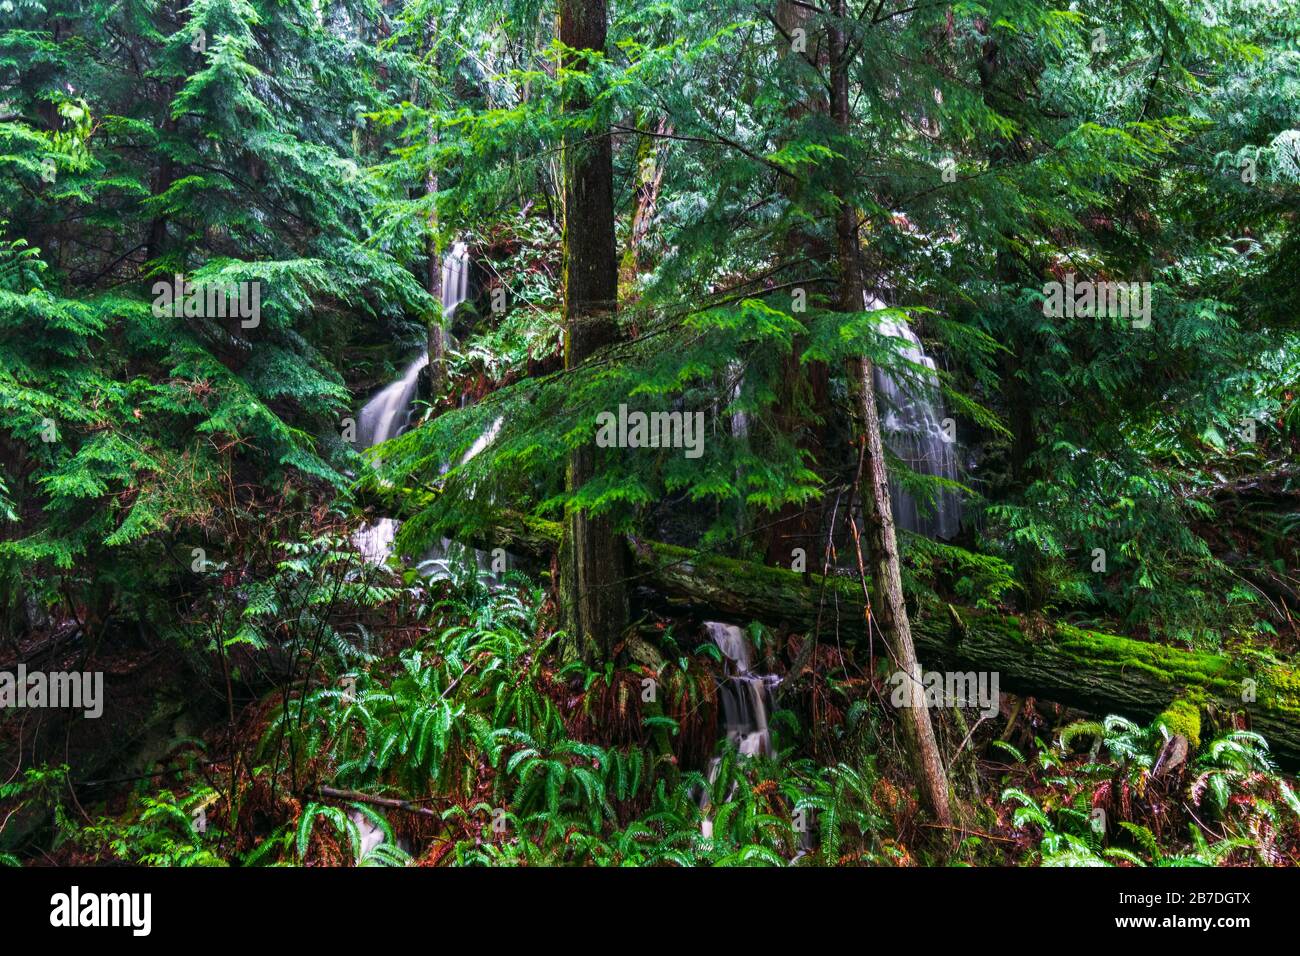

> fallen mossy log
[473,514,1300,764]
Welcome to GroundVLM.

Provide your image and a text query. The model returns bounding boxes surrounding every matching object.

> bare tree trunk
[146,82,178,265]
[828,0,952,826]
[558,0,627,663]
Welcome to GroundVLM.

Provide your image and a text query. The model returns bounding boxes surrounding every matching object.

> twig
[314,786,445,819]
[919,821,1018,844]
[949,714,988,763]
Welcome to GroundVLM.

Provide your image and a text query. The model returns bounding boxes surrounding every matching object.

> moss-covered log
[476,515,1300,764]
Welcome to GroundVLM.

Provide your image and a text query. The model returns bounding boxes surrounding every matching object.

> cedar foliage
[2,0,1299,867]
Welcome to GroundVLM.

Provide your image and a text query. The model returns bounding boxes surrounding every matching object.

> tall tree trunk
[828,1,952,826]
[558,0,627,662]
[978,24,1044,611]
[145,82,178,265]
[977,29,1033,488]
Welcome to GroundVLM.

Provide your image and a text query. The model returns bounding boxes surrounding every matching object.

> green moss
[1156,698,1202,749]
[1255,663,1300,719]
[1053,624,1238,692]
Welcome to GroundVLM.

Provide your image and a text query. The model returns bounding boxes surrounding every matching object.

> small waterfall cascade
[355,353,428,455]
[411,415,507,581]
[707,622,778,760]
[720,298,961,541]
[699,621,780,839]
[441,240,471,331]
[866,294,962,540]
[353,243,474,566]
[352,351,429,563]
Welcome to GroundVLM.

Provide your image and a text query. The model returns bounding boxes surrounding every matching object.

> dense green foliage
[2,0,1298,866]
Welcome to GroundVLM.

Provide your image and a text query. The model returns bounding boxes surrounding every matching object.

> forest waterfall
[728,296,961,539]
[14,0,1295,883]
[353,243,471,565]
[345,244,474,855]
[351,257,955,836]
[699,621,779,838]
[866,294,962,540]
[699,307,960,843]
[707,621,778,761]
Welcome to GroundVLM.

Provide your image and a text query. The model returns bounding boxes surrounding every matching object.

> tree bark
[145,82,178,265]
[828,0,951,825]
[558,0,628,662]
[620,116,670,291]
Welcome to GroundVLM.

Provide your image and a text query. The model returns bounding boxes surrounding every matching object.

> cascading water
[699,621,779,839]
[352,352,429,563]
[412,414,507,581]
[347,809,413,861]
[721,298,960,540]
[707,621,778,761]
[341,244,484,859]
[866,293,962,540]
[353,243,471,566]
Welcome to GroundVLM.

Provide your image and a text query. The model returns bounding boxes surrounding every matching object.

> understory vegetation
[2,0,1299,866]
[5,548,1298,867]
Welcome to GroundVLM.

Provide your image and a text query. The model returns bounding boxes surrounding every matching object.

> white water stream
[352,244,478,569]
[699,621,780,839]
[703,298,958,852]
[867,293,961,540]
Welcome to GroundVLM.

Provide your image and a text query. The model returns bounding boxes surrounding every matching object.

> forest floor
[7,542,1298,867]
